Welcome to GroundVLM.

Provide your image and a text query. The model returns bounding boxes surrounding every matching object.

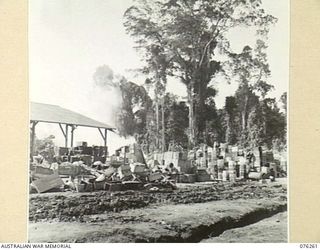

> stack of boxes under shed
[59,141,108,166]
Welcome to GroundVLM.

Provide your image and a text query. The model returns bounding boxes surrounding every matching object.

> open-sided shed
[30,102,115,156]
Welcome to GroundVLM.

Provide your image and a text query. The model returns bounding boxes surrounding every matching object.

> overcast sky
[29,0,289,152]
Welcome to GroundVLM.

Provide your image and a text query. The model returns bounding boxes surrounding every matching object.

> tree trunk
[155,100,159,150]
[146,110,152,154]
[187,82,195,149]
[161,96,166,152]
[197,81,206,143]
[204,121,208,145]
[241,111,246,131]
[242,95,249,132]
[225,114,230,143]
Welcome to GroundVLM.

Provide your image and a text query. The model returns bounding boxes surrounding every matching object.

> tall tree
[164,94,189,149]
[224,96,238,144]
[264,98,286,148]
[234,80,260,134]
[136,45,171,152]
[247,103,265,147]
[201,86,219,145]
[116,79,152,140]
[228,40,274,138]
[144,45,171,152]
[124,0,277,148]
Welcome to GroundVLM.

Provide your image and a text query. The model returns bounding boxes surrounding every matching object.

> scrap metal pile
[29,141,287,194]
[151,143,287,183]
[29,143,177,194]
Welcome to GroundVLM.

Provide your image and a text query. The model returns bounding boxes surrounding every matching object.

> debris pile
[29,143,177,194]
[30,141,287,194]
[148,143,286,183]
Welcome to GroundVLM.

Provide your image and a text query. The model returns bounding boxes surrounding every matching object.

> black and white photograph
[28,0,289,243]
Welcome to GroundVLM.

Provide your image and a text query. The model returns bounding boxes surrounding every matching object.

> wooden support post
[65,124,68,148]
[70,126,74,148]
[98,128,108,157]
[98,128,105,141]
[104,128,108,157]
[59,123,68,147]
[30,121,38,157]
[104,129,107,147]
[70,125,76,148]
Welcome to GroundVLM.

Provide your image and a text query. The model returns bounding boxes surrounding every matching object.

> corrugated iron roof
[30,102,115,130]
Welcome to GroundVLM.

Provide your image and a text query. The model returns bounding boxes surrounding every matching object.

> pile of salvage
[29,143,177,194]
[29,141,287,194]
[149,142,287,184]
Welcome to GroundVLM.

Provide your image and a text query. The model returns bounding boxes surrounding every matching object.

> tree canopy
[92,1,286,154]
[124,0,277,147]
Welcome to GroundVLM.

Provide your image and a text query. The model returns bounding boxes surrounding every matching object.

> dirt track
[29,179,287,243]
[201,211,287,243]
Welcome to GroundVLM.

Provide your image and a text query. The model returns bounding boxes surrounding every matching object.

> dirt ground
[29,178,287,243]
[201,211,287,243]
